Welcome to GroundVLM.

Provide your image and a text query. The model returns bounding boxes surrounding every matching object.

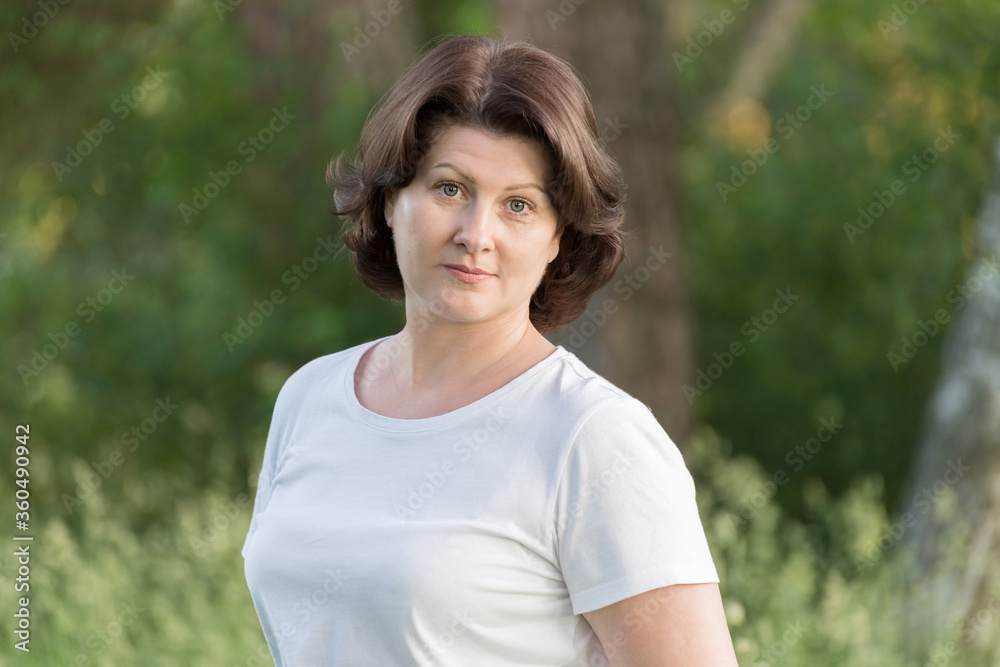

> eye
[440,182,460,197]
[508,197,537,217]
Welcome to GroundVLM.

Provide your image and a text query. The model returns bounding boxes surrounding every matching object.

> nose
[452,199,494,254]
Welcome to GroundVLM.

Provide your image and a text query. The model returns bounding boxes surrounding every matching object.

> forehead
[422,125,551,179]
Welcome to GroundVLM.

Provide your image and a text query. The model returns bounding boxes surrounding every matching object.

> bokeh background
[2,0,1000,664]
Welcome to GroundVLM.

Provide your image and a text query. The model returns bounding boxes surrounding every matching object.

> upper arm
[582,582,738,666]
[555,398,719,614]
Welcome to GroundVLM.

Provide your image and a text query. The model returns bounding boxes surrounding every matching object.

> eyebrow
[429,162,546,194]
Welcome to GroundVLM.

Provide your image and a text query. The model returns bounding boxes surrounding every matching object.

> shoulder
[272,338,379,409]
[545,348,656,425]
[545,350,686,471]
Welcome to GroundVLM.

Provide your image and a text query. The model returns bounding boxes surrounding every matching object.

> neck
[388,305,545,390]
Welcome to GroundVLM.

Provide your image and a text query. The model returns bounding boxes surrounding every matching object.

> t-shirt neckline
[344,335,568,433]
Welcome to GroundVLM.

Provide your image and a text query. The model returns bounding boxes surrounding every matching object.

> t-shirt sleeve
[554,396,719,615]
[241,375,297,560]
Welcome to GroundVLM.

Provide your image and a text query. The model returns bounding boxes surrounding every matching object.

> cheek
[394,220,436,271]
[403,201,443,243]
[508,244,552,286]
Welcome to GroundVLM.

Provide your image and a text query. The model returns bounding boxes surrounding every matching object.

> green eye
[442,183,459,197]
[510,200,526,213]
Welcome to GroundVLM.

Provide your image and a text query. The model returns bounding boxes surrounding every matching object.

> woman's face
[384,124,562,329]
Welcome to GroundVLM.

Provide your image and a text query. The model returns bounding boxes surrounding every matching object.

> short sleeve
[554,397,719,615]
[241,377,296,559]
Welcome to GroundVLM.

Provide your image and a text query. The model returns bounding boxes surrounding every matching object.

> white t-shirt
[242,337,719,666]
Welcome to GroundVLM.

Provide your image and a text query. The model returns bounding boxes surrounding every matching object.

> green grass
[1,429,997,665]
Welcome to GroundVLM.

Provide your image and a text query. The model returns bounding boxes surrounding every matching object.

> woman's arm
[582,582,739,666]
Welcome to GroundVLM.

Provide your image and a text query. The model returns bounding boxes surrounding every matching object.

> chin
[436,305,494,324]
[413,290,489,321]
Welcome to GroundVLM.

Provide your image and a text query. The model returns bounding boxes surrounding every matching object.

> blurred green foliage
[676,0,1000,512]
[2,429,997,664]
[2,0,1000,662]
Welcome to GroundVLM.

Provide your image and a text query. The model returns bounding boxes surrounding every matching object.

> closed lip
[444,264,493,275]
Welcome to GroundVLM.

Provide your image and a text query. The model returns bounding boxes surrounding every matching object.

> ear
[547,225,563,264]
[384,191,396,229]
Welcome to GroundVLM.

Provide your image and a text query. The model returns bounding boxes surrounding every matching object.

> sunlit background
[2,0,1000,664]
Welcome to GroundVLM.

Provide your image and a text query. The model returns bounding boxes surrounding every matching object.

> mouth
[443,264,494,284]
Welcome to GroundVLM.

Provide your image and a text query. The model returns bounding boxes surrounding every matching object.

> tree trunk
[901,136,1000,644]
[497,0,695,444]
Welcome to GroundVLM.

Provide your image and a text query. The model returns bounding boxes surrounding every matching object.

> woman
[242,34,738,666]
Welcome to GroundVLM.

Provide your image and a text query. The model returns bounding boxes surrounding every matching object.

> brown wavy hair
[326,34,627,333]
